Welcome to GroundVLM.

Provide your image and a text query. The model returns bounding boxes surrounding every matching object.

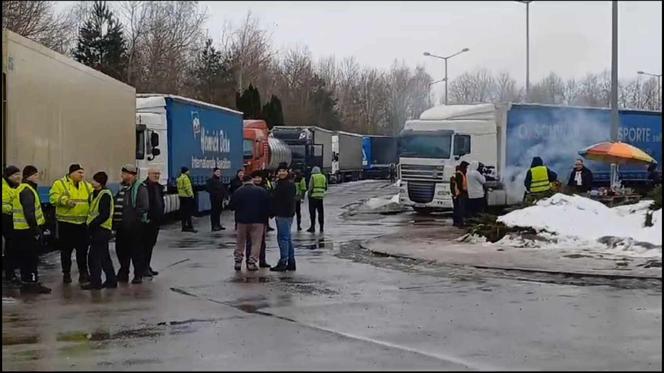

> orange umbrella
[578,141,657,165]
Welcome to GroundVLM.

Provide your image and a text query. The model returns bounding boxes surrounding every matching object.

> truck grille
[400,164,445,182]
[408,182,435,203]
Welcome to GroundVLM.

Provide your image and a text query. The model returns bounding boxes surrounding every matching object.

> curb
[359,241,662,281]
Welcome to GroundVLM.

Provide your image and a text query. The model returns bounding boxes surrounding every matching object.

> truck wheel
[413,206,433,215]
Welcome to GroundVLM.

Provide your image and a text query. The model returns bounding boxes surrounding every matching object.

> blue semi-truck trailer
[136,94,244,214]
[397,103,662,213]
[362,135,398,179]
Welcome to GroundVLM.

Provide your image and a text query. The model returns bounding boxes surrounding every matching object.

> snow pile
[365,194,400,209]
[497,194,662,247]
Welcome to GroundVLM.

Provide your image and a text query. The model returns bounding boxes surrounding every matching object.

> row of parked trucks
[3,28,660,227]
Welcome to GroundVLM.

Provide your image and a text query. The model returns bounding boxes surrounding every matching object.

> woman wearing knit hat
[14,165,51,294]
[82,171,117,290]
[3,165,22,283]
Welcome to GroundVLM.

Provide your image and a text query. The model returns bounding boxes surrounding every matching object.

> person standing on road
[3,165,21,283]
[466,161,487,218]
[452,161,469,227]
[113,164,149,284]
[142,168,165,278]
[246,171,271,268]
[177,166,197,233]
[567,159,593,194]
[229,175,271,271]
[229,169,245,195]
[270,165,297,272]
[13,165,51,294]
[307,166,327,233]
[206,168,227,232]
[293,170,307,231]
[83,172,117,290]
[50,164,93,285]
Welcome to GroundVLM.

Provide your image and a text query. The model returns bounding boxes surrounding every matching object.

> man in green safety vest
[177,166,197,233]
[13,165,51,294]
[306,166,328,233]
[523,156,558,204]
[294,170,307,231]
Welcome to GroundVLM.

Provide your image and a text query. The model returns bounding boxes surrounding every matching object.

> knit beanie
[181,166,189,173]
[93,171,108,186]
[68,164,84,174]
[4,165,20,178]
[23,165,39,179]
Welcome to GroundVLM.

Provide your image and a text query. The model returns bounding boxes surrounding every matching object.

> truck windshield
[399,134,452,159]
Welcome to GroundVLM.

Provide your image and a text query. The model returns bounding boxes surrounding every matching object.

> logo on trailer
[192,111,201,138]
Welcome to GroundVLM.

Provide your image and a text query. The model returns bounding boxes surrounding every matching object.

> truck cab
[398,104,499,213]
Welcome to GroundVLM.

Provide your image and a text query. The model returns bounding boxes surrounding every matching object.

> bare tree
[448,69,495,104]
[2,1,73,53]
[226,12,274,94]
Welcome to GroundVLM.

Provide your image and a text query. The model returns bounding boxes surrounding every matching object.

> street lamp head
[462,48,470,52]
[423,52,431,56]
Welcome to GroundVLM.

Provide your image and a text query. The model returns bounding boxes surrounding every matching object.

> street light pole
[638,71,663,110]
[516,1,532,102]
[610,0,619,189]
[423,48,470,105]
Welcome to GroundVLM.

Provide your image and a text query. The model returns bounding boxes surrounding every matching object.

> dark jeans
[467,197,486,218]
[452,196,467,226]
[2,214,18,277]
[14,230,40,283]
[58,222,89,276]
[295,200,302,228]
[308,198,324,230]
[210,196,223,228]
[245,225,267,264]
[115,225,145,278]
[88,228,116,287]
[142,221,160,272]
[179,197,195,229]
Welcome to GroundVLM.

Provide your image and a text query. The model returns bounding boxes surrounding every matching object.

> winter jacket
[271,179,296,218]
[228,183,271,224]
[206,175,228,201]
[466,161,486,200]
[143,179,165,223]
[229,177,243,194]
[567,166,593,193]
[523,156,557,192]
[115,180,149,230]
[18,181,40,231]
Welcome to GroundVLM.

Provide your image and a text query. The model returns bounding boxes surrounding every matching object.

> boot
[246,262,258,271]
[287,259,297,271]
[270,260,288,272]
[149,268,159,276]
[63,273,72,284]
[131,276,143,284]
[297,226,302,231]
[234,261,242,271]
[306,227,315,233]
[102,281,118,289]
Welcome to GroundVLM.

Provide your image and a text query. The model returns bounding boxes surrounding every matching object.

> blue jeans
[275,217,295,263]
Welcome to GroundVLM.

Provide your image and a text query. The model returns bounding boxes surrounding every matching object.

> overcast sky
[201,1,661,91]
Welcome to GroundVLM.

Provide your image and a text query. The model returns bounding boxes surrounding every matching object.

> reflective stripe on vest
[530,166,551,193]
[87,189,114,231]
[53,176,92,224]
[13,183,45,230]
[2,178,16,215]
[310,174,327,199]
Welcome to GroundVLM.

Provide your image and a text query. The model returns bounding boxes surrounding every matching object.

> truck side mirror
[151,132,160,147]
[151,147,161,156]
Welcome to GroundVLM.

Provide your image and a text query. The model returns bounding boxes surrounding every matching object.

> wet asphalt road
[2,181,662,371]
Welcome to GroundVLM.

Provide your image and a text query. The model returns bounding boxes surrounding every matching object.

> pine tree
[191,38,236,107]
[73,1,128,82]
[262,95,284,129]
[236,84,263,119]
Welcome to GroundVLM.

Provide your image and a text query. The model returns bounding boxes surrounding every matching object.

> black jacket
[524,157,558,191]
[206,175,228,201]
[567,166,593,192]
[143,179,165,223]
[116,180,149,230]
[228,183,271,224]
[18,181,41,231]
[88,189,112,230]
[229,177,243,194]
[271,179,296,218]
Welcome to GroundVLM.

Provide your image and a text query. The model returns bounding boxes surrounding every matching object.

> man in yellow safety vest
[3,165,21,283]
[524,156,558,204]
[306,166,328,233]
[13,165,51,294]
[50,164,93,285]
[176,166,197,233]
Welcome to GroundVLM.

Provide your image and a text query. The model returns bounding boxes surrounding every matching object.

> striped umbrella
[578,141,657,165]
